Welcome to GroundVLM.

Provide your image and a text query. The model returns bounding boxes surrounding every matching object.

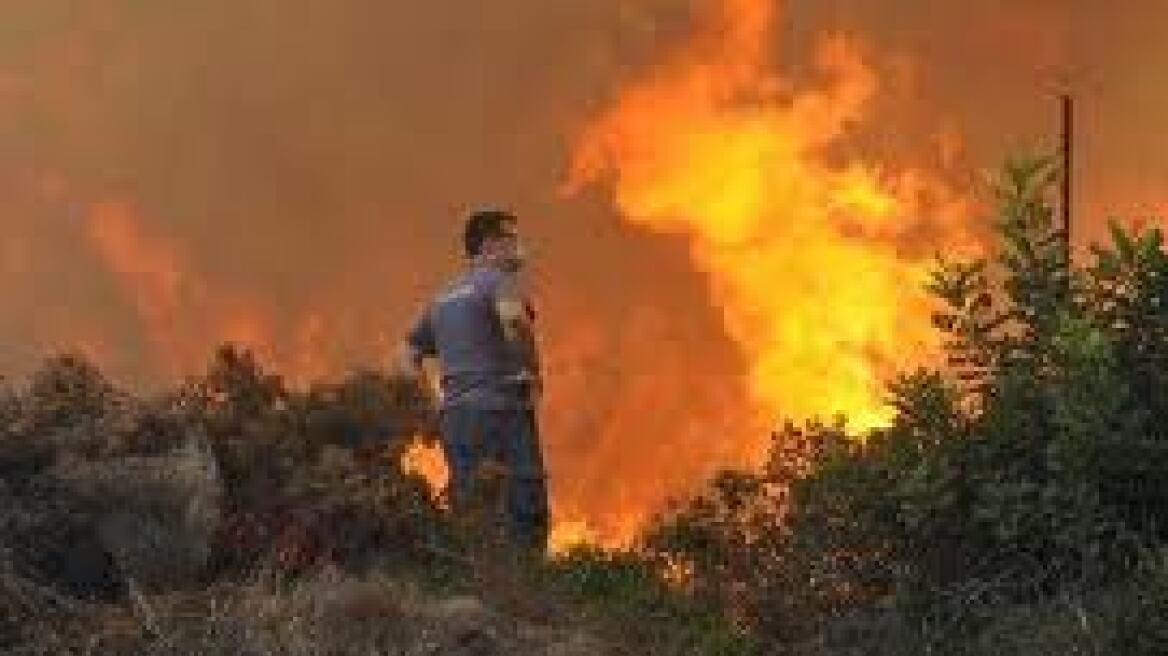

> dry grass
[65,568,610,656]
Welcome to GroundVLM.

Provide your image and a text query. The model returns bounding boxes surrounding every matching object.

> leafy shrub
[644,157,1168,652]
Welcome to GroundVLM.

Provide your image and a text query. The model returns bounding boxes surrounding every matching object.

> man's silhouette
[399,209,548,552]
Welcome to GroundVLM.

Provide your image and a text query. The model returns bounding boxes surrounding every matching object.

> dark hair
[463,209,517,257]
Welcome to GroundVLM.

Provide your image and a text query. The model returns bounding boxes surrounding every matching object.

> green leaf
[1111,219,1137,261]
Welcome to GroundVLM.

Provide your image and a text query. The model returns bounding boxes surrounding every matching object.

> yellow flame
[569,0,973,435]
[548,519,602,555]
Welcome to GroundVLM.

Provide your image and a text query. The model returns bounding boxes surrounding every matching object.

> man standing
[399,209,548,552]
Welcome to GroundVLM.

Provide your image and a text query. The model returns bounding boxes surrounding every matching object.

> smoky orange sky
[0,0,1164,544]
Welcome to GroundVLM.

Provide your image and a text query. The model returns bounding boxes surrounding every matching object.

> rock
[55,435,224,592]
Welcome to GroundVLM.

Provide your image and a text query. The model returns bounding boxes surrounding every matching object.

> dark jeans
[438,404,549,552]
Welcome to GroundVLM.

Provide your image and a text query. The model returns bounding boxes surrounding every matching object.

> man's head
[464,209,523,272]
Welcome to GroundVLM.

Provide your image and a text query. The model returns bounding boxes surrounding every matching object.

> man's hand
[395,341,441,402]
[495,273,543,405]
[496,275,540,357]
[395,340,423,379]
[495,283,529,345]
[510,369,544,406]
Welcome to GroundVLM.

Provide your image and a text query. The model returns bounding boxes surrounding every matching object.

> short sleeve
[406,308,438,357]
[487,269,523,304]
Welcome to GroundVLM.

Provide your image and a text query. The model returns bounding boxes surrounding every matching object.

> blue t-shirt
[408,267,533,408]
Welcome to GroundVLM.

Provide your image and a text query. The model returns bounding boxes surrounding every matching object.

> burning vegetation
[568,0,979,435]
[2,0,988,549]
[3,157,1168,655]
[4,0,1168,653]
[556,0,980,542]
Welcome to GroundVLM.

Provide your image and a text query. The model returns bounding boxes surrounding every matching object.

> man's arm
[396,340,426,379]
[494,274,542,397]
[397,308,440,398]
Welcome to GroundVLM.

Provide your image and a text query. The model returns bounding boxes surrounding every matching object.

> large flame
[3,0,992,555]
[568,0,976,437]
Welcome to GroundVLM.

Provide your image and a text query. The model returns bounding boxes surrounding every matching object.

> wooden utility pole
[1060,93,1074,264]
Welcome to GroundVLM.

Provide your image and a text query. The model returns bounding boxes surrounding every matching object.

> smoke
[0,0,1164,541]
[784,0,1168,240]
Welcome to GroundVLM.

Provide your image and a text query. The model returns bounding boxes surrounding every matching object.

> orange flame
[568,0,976,440]
[84,198,334,383]
[87,199,195,374]
[401,438,449,502]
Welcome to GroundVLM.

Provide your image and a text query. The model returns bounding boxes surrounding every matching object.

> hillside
[3,160,1168,655]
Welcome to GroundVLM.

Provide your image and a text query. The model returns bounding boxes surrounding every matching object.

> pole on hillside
[1060,93,1074,266]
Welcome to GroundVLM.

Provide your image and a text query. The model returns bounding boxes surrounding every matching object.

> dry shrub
[53,437,224,592]
[107,570,609,656]
[0,348,739,655]
[0,544,102,655]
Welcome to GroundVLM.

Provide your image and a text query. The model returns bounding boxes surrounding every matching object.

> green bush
[644,156,1168,652]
